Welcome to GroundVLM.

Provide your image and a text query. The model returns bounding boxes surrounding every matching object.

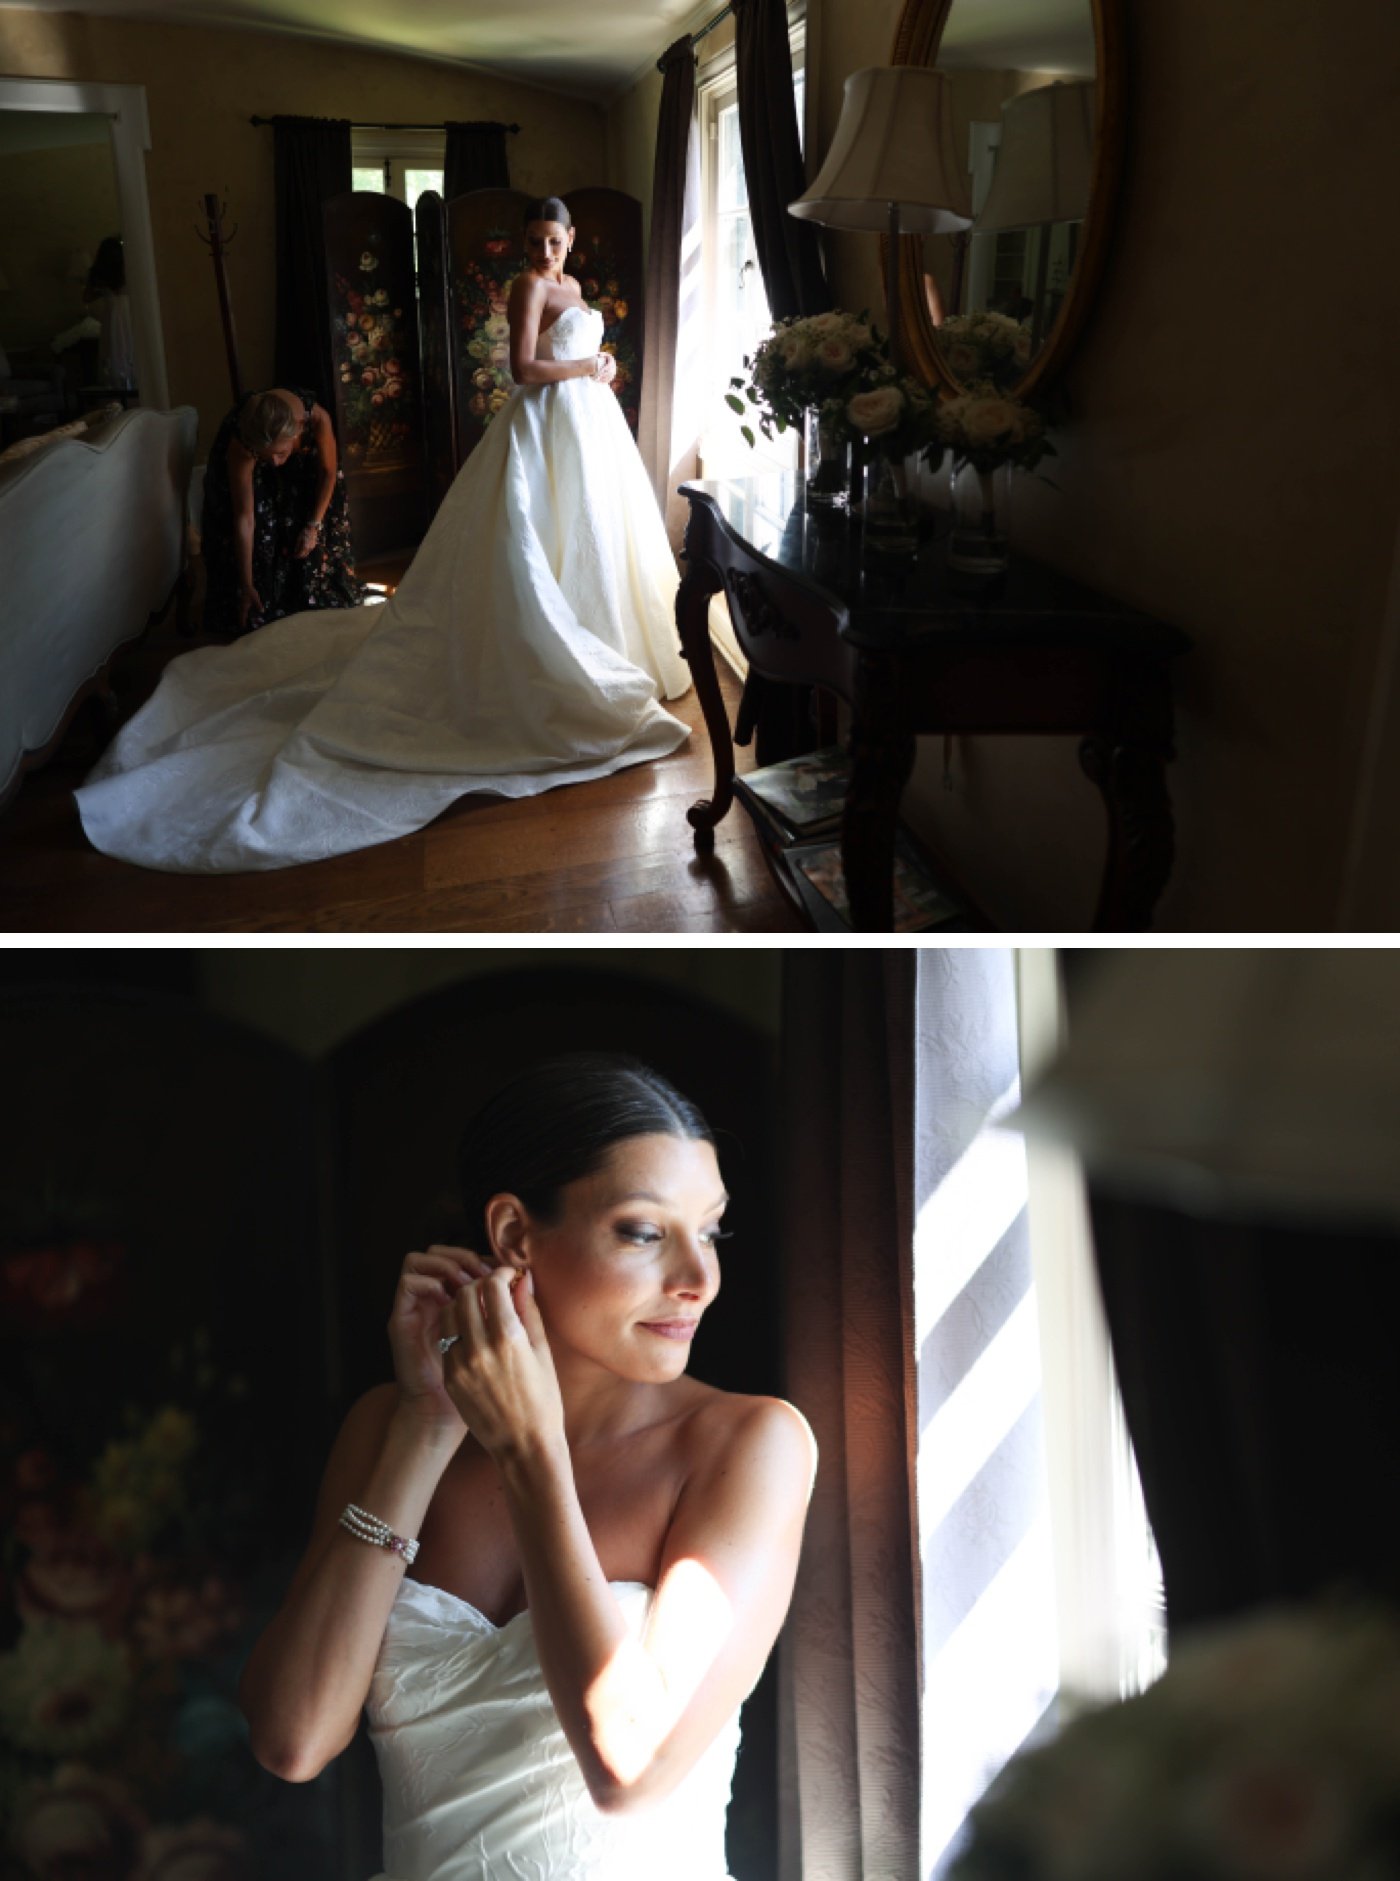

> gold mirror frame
[886,0,1125,404]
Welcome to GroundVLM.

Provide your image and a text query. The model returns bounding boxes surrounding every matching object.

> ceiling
[0,0,1099,103]
[0,0,713,104]
[938,0,1095,76]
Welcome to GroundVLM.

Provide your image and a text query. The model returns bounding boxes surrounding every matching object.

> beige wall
[0,140,120,349]
[604,0,1400,931]
[0,9,606,454]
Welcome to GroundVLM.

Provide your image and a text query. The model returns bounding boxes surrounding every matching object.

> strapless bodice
[365,1574,741,1881]
[535,303,604,362]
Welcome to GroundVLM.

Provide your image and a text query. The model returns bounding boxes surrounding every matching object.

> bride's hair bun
[522,195,572,230]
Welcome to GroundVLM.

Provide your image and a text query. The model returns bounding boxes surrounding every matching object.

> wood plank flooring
[0,581,800,935]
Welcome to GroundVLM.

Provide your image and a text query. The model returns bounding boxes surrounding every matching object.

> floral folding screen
[324,192,430,563]
[0,988,330,1881]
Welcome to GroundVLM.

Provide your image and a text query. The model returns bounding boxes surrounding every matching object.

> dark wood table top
[679,472,1191,658]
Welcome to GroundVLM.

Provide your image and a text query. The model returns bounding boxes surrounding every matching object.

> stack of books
[732,747,980,933]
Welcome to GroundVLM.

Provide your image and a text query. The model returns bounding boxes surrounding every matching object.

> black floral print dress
[201,387,363,636]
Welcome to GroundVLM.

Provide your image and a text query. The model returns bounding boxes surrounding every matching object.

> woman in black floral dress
[201,387,363,635]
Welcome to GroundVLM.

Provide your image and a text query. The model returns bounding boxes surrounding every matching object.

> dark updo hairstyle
[457,1052,713,1254]
[522,195,573,231]
[88,235,125,295]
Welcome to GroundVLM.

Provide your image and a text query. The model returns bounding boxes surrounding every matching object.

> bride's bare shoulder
[509,270,547,313]
[678,1381,817,1478]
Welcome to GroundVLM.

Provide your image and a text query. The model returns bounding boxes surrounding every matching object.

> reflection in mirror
[924,0,1095,392]
[0,109,133,442]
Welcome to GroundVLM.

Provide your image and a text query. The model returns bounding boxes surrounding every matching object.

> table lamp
[971,80,1093,350]
[789,65,971,372]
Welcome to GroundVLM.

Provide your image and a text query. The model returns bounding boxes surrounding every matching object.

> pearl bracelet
[340,1501,419,1565]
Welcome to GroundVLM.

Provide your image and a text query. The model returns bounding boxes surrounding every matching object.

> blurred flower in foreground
[948,1604,1400,1881]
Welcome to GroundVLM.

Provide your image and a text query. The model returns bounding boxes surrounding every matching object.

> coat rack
[197,192,243,404]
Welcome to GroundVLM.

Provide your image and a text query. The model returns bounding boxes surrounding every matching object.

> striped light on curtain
[913,949,1059,1878]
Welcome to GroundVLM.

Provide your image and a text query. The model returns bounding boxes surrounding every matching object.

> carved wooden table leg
[1080,736,1176,930]
[675,559,733,854]
[844,655,916,932]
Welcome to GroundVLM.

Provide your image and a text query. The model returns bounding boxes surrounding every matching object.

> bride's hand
[388,1244,497,1436]
[442,1267,565,1461]
[593,352,617,385]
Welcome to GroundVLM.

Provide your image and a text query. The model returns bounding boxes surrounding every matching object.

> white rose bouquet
[727,308,889,446]
[948,1603,1400,1881]
[938,310,1032,393]
[934,391,1056,476]
[843,375,942,467]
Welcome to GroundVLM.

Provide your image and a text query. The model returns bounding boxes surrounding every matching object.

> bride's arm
[236,1385,461,1780]
[507,273,601,386]
[452,1268,816,1816]
[238,1246,477,1780]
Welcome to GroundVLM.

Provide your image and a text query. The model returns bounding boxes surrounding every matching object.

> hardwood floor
[0,583,800,935]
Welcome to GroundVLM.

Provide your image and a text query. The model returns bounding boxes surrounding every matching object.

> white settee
[0,403,197,807]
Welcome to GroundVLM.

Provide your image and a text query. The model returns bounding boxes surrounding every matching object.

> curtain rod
[658,2,732,69]
[248,117,520,131]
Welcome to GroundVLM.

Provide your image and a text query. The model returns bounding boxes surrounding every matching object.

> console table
[675,471,1191,932]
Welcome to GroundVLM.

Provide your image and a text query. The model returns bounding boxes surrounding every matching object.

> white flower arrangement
[948,1603,1400,1881]
[844,375,942,465]
[728,309,889,446]
[934,391,1056,475]
[939,310,1032,392]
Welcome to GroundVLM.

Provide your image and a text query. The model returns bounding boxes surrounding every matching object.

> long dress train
[75,306,690,873]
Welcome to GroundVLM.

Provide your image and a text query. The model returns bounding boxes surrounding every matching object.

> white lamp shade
[1009,950,1400,1228]
[972,80,1094,233]
[789,65,973,235]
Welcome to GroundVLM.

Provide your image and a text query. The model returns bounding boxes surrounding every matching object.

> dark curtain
[272,115,351,411]
[443,121,511,202]
[731,0,832,763]
[1090,1195,1400,1639]
[637,34,695,511]
[776,950,920,1881]
[732,0,830,322]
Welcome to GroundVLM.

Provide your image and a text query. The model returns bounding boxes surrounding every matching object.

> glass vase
[948,459,1011,579]
[804,406,851,509]
[861,450,919,558]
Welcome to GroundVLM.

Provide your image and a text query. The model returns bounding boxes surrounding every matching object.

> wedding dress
[364,1576,743,1881]
[74,305,691,873]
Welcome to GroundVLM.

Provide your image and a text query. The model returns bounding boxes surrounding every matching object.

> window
[696,18,806,479]
[351,130,444,218]
[913,948,1164,1878]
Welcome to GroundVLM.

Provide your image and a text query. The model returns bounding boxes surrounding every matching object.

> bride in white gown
[75,198,691,874]
[236,1055,817,1881]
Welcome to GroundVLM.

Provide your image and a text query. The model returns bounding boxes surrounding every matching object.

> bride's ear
[483,1192,532,1266]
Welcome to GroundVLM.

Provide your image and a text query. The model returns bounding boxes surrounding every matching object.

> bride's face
[509,1133,727,1381]
[524,219,572,275]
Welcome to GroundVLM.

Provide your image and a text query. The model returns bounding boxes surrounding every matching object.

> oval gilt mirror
[888,0,1123,402]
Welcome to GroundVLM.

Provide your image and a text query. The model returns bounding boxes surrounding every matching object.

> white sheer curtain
[914,948,1164,1880]
[914,948,1058,1879]
[671,104,704,493]
[1016,950,1166,1705]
